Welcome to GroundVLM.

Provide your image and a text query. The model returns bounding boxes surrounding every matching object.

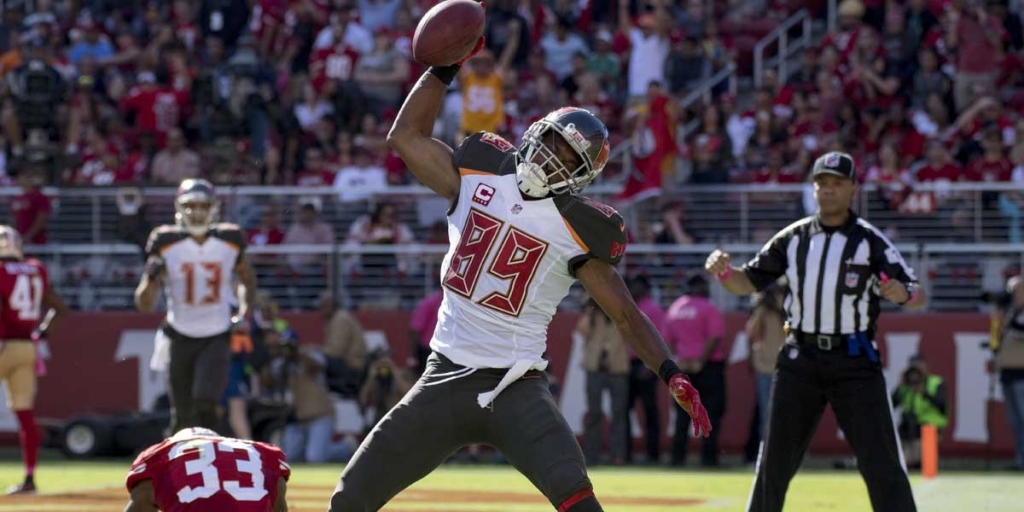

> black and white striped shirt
[741,212,918,336]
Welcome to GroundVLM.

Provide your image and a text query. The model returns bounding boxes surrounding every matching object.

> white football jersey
[432,132,626,371]
[146,224,246,338]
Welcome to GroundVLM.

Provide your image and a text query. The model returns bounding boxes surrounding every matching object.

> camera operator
[891,354,948,469]
[263,329,352,463]
[358,351,413,429]
[2,38,64,155]
[997,275,1024,470]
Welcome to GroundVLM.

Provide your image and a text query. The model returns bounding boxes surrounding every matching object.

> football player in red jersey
[0,225,68,494]
[125,427,291,512]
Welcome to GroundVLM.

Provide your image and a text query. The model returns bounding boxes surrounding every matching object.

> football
[412,0,486,67]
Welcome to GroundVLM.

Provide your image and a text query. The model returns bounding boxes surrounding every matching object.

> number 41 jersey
[433,132,627,369]
[126,433,290,512]
[0,259,49,340]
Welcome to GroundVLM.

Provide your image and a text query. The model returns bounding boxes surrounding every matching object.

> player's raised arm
[576,259,712,437]
[387,2,486,202]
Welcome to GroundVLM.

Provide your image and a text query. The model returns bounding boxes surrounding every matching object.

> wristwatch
[898,282,918,305]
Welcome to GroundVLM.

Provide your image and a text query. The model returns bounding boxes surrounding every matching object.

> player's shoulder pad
[145,225,187,256]
[452,132,517,177]
[555,195,627,266]
[210,223,247,250]
[125,440,167,491]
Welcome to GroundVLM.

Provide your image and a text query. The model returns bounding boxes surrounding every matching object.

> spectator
[998,275,1024,471]
[625,276,664,465]
[265,331,353,463]
[296,147,337,187]
[408,279,443,376]
[293,80,335,134]
[459,36,518,139]
[118,71,190,149]
[664,36,711,96]
[313,3,373,55]
[319,291,368,397]
[357,0,405,33]
[246,203,286,273]
[863,143,911,210]
[949,2,1005,112]
[10,168,51,245]
[149,128,200,184]
[354,28,410,116]
[333,146,387,202]
[586,29,620,95]
[559,51,590,100]
[620,0,671,104]
[689,104,733,183]
[576,298,629,466]
[1002,144,1024,242]
[359,351,413,428]
[966,126,1013,183]
[880,8,915,73]
[345,201,415,304]
[891,354,948,469]
[282,199,334,270]
[822,0,871,65]
[911,48,952,110]
[199,0,251,48]
[746,283,786,443]
[675,0,709,39]
[905,0,939,47]
[654,202,696,245]
[540,17,588,82]
[663,274,726,467]
[68,20,114,65]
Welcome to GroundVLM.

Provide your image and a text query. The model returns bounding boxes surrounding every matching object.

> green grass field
[0,460,1020,511]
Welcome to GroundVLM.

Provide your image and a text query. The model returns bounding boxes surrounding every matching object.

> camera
[902,367,924,386]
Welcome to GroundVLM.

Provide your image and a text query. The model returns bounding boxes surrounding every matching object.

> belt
[792,332,851,351]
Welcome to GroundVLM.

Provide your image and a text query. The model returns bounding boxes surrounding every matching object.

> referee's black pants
[747,342,916,512]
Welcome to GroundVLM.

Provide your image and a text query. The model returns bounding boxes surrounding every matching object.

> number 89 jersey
[126,432,290,512]
[432,132,627,369]
[0,259,49,340]
[146,224,246,338]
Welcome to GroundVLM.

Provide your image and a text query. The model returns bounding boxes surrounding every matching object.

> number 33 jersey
[126,433,290,512]
[433,132,627,369]
[146,224,247,338]
[0,259,49,340]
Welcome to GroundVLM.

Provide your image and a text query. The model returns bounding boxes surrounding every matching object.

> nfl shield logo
[825,153,841,167]
[511,204,523,215]
[845,271,859,287]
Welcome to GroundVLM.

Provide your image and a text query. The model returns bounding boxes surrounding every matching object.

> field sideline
[0,460,1019,512]
[0,460,1021,511]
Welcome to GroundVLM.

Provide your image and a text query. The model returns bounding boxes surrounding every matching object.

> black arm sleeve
[742,233,790,292]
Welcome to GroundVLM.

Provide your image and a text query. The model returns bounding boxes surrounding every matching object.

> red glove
[457,36,486,66]
[669,373,712,437]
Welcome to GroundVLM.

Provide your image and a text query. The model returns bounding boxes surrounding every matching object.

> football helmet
[0,226,23,260]
[175,179,219,236]
[516,107,611,198]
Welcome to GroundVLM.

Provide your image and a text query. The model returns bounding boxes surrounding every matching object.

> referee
[705,152,924,512]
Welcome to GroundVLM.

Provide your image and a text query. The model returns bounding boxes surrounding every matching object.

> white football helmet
[174,179,220,236]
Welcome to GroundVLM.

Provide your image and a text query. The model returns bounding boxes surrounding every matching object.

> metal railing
[680,61,738,108]
[2,182,1022,246]
[22,241,1022,313]
[754,9,813,88]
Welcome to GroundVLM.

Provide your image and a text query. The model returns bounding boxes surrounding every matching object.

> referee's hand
[705,249,732,277]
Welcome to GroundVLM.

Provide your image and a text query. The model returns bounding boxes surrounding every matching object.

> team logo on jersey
[845,271,860,288]
[480,132,515,152]
[511,204,523,215]
[472,184,495,206]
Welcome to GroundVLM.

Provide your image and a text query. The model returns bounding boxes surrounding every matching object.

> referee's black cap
[812,151,856,181]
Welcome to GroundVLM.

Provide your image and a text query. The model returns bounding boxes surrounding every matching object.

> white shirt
[627,28,669,97]
[333,165,387,202]
[313,23,374,55]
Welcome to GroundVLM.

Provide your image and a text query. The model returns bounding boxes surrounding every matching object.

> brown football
[412,0,486,67]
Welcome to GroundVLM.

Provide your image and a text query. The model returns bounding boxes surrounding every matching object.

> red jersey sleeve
[253,441,291,482]
[126,440,171,492]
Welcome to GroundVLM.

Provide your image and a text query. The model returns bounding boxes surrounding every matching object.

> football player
[134,179,257,433]
[328,32,712,512]
[125,427,290,512]
[0,225,68,494]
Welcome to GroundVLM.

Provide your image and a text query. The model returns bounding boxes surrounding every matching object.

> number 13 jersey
[433,132,627,370]
[146,224,247,338]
